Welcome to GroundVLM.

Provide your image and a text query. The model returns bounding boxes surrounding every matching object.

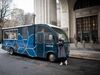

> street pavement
[0,47,100,75]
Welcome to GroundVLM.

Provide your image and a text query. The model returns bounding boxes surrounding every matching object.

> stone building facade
[34,0,100,47]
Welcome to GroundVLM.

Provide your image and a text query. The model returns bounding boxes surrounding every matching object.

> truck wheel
[9,48,14,55]
[48,54,56,62]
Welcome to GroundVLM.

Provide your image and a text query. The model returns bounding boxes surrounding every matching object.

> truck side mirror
[49,35,53,40]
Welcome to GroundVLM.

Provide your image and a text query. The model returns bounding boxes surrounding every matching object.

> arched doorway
[59,0,77,42]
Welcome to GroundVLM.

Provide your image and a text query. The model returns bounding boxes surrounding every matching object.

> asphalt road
[0,49,100,75]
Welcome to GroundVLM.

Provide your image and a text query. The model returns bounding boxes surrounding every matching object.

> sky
[11,0,59,13]
[11,0,34,13]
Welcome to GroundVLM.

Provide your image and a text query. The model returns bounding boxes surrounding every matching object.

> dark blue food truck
[1,24,69,62]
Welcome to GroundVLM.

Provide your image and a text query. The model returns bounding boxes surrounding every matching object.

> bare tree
[0,0,12,28]
[0,0,12,43]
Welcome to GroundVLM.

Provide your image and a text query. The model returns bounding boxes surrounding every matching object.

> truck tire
[48,54,56,62]
[9,48,14,55]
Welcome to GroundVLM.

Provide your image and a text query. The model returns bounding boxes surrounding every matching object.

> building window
[76,15,98,43]
[74,0,100,10]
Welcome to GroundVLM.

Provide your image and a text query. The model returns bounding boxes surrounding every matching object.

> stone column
[68,0,76,42]
[98,11,100,43]
[34,0,57,25]
[59,0,76,42]
[59,0,69,37]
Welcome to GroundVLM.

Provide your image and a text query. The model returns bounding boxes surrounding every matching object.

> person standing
[58,38,68,66]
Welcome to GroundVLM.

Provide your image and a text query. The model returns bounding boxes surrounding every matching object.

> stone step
[70,50,100,61]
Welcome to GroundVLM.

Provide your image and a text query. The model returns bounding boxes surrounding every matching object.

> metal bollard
[82,40,85,48]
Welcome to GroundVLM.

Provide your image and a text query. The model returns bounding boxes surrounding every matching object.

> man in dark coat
[58,38,68,66]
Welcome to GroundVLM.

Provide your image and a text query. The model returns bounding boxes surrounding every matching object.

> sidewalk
[0,44,7,53]
[69,43,100,60]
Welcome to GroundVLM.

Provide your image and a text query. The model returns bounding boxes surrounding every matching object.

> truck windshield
[52,27,68,42]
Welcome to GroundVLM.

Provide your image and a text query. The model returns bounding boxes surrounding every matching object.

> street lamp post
[33,14,36,24]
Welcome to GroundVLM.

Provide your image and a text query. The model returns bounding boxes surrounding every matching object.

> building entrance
[76,15,98,43]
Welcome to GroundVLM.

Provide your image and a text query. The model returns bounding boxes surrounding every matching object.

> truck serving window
[36,25,53,43]
[3,29,18,40]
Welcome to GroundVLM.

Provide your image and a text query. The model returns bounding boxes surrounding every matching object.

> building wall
[75,6,100,18]
[24,13,34,25]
